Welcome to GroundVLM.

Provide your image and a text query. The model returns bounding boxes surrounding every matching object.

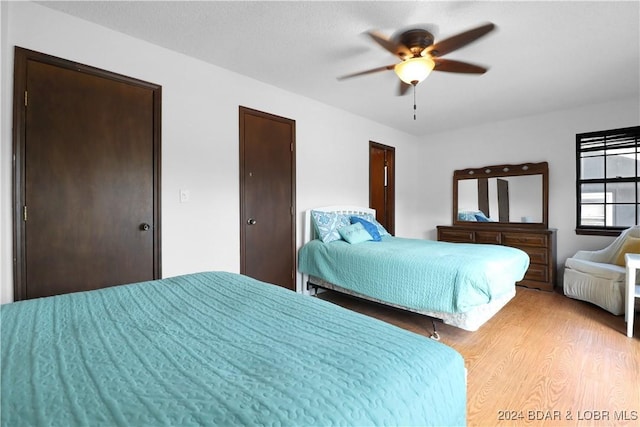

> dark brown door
[13,48,161,300]
[497,178,510,222]
[369,141,395,234]
[478,178,490,218]
[239,107,296,290]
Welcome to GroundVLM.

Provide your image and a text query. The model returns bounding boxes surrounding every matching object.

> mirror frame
[452,161,549,228]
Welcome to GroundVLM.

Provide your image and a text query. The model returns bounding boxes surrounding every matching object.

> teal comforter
[1,271,466,426]
[299,236,530,313]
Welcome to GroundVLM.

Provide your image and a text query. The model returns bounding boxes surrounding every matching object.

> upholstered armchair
[563,226,640,315]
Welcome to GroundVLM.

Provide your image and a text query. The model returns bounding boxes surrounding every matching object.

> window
[576,126,639,235]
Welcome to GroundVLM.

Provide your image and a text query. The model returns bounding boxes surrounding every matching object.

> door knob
[247,218,257,225]
[140,223,151,231]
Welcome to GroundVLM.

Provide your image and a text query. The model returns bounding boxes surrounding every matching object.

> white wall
[419,97,640,280]
[0,2,419,303]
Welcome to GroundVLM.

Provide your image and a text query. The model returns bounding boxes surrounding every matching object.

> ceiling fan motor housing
[396,29,435,57]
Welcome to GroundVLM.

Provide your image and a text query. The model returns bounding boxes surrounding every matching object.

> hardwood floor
[317,287,640,426]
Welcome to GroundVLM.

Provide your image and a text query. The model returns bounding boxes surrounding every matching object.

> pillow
[613,237,640,266]
[370,217,390,237]
[458,211,478,221]
[475,213,491,222]
[351,213,390,237]
[338,222,373,244]
[350,216,381,241]
[310,210,350,243]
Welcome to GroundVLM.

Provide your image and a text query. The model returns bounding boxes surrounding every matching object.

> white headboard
[303,205,376,245]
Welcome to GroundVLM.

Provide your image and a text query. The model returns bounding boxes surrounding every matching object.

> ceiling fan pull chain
[413,84,417,120]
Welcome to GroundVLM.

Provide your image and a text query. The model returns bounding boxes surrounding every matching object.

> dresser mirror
[453,162,549,228]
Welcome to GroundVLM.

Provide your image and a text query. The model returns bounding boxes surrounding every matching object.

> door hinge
[24,91,28,107]
[23,206,28,222]
[291,206,294,216]
[290,142,293,152]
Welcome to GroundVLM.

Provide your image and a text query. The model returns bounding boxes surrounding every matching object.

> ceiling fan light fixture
[394,56,435,85]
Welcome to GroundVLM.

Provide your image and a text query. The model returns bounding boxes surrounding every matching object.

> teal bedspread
[299,236,530,313]
[1,271,466,426]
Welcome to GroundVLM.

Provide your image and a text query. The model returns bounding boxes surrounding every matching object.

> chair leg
[626,260,636,338]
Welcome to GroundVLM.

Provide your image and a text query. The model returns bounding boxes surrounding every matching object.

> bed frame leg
[307,281,318,296]
[430,320,441,341]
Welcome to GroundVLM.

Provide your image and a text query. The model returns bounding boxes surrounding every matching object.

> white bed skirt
[307,276,516,332]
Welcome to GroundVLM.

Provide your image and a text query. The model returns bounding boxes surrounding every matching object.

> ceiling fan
[338,23,496,96]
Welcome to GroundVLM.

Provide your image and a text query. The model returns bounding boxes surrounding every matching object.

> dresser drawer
[502,232,548,248]
[438,229,474,243]
[523,263,549,282]
[516,246,548,265]
[475,231,501,244]
[437,225,556,291]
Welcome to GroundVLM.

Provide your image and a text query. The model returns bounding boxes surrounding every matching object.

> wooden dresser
[437,225,557,291]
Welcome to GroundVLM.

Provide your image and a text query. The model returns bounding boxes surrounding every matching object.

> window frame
[575,125,639,236]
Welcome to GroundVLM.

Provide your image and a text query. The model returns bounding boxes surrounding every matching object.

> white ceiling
[37,1,640,136]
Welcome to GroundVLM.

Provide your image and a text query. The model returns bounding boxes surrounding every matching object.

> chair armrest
[572,247,616,263]
[565,258,626,280]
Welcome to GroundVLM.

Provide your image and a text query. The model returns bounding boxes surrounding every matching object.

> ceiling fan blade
[367,30,412,59]
[398,81,411,96]
[433,58,488,74]
[426,23,495,57]
[337,64,395,80]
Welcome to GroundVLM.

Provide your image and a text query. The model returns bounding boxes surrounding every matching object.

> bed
[1,271,466,426]
[298,206,530,332]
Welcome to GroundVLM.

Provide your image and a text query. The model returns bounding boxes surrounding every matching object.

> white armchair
[563,226,640,315]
